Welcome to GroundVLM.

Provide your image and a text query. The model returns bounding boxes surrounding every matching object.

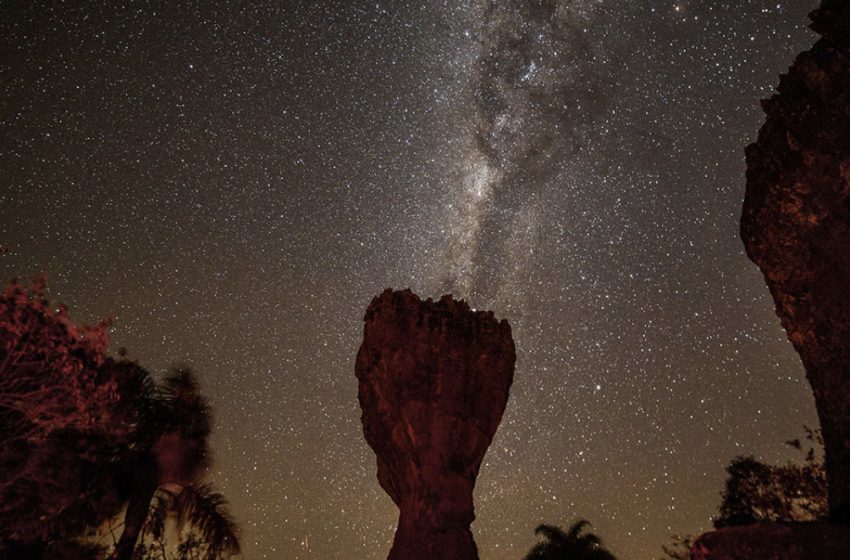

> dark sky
[0,1,822,559]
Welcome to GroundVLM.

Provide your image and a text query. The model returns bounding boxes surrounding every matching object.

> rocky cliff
[355,289,515,560]
[741,0,850,522]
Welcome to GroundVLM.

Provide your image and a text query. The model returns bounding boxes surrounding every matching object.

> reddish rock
[741,0,850,522]
[355,289,515,560]
[690,523,850,560]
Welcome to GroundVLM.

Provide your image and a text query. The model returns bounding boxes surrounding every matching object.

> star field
[0,1,822,559]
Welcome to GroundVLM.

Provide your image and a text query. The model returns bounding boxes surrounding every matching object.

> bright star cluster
[0,1,821,559]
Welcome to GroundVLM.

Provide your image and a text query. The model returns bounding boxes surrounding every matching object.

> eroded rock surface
[741,0,850,521]
[355,289,515,560]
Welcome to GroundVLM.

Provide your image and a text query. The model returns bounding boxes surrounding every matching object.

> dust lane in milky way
[0,1,822,559]
[435,1,610,305]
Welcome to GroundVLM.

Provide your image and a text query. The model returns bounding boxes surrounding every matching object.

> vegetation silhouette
[658,534,694,560]
[522,519,617,560]
[131,482,239,560]
[0,278,239,559]
[714,428,826,528]
[0,277,123,557]
[111,369,239,560]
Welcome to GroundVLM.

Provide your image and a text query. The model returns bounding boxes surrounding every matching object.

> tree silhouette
[0,276,116,443]
[658,534,694,560]
[523,519,618,560]
[714,428,827,528]
[0,278,239,559]
[0,277,124,554]
[133,483,240,560]
[111,369,238,560]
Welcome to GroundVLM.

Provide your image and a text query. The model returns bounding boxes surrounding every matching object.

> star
[0,1,822,559]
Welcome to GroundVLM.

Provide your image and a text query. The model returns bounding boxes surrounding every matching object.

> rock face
[741,0,850,522]
[355,289,515,560]
[690,523,850,560]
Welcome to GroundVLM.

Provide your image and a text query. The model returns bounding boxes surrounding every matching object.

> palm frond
[172,481,240,557]
[527,518,618,560]
[585,548,618,560]
[567,518,592,541]
[522,541,551,560]
[162,367,201,397]
[163,369,212,439]
[139,488,175,544]
[534,523,570,546]
[574,532,601,548]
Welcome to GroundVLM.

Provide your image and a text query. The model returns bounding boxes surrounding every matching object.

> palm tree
[523,519,617,560]
[110,369,239,560]
[134,482,240,560]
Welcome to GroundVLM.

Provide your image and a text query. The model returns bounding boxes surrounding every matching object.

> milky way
[0,2,824,559]
[439,0,610,304]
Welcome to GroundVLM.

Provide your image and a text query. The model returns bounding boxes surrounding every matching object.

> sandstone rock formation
[690,523,850,560]
[741,0,850,522]
[355,289,515,560]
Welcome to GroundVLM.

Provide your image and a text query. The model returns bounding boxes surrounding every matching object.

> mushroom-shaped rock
[741,0,850,522]
[355,289,515,560]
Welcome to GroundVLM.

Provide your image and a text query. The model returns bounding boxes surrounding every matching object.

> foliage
[658,534,694,560]
[0,278,239,559]
[110,368,238,560]
[0,277,124,548]
[523,519,618,560]
[0,276,116,442]
[714,427,827,528]
[133,485,240,560]
[171,483,239,557]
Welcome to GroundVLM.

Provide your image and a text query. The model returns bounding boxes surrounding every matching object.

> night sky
[0,1,823,559]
